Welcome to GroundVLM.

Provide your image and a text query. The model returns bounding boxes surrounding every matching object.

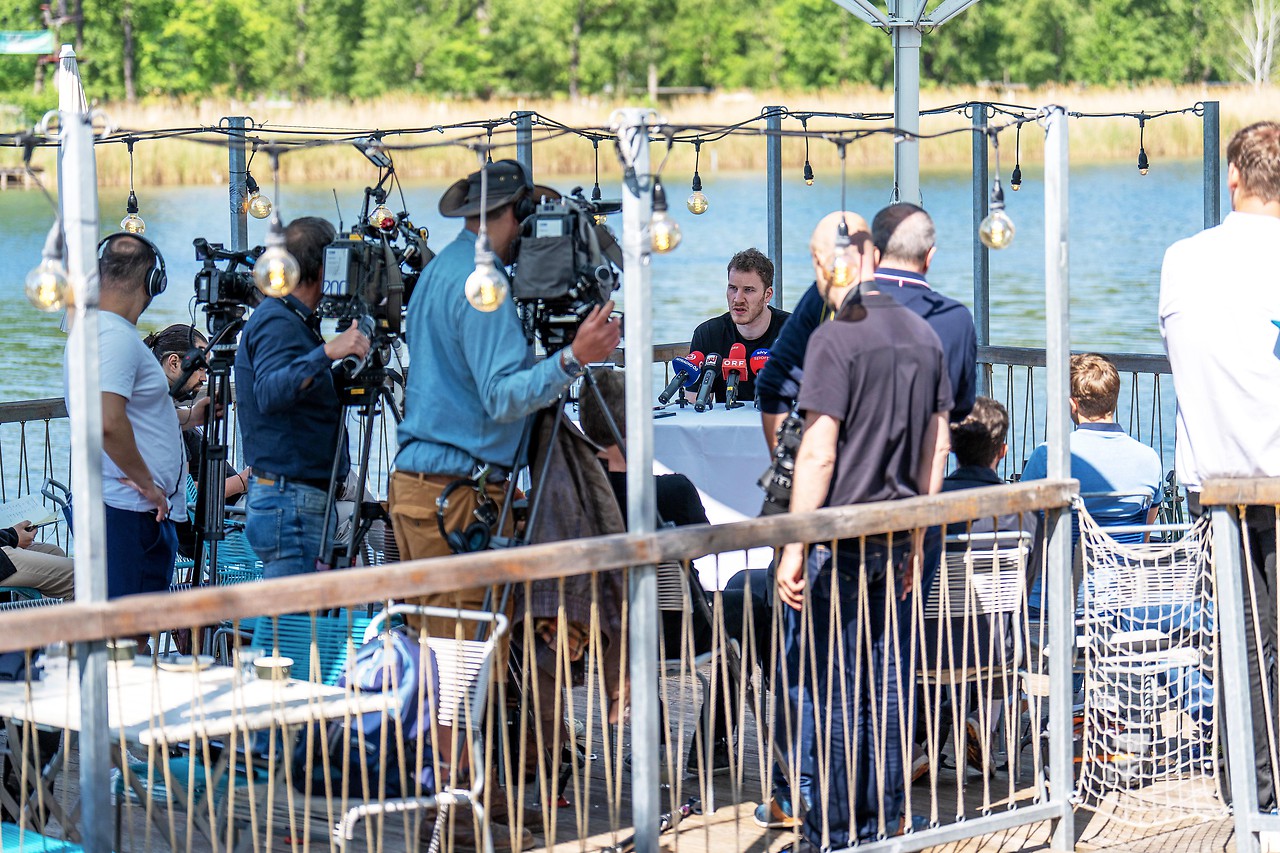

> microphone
[693,353,720,412]
[750,348,771,376]
[721,343,749,409]
[657,350,705,405]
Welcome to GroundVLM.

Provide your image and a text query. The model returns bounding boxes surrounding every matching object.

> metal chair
[1,822,83,852]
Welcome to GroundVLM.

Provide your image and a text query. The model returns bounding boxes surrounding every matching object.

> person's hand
[120,478,169,522]
[570,301,621,365]
[776,542,807,611]
[182,395,219,427]
[14,521,35,549]
[324,325,371,362]
[901,528,925,601]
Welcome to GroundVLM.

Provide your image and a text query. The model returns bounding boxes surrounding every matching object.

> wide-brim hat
[438,158,561,218]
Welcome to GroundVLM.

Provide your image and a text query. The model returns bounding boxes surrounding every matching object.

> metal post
[1213,504,1261,853]
[58,45,110,853]
[971,104,990,396]
[616,107,659,853]
[1042,104,1075,850]
[226,116,248,252]
[515,110,534,178]
[1202,100,1221,229]
[891,18,922,205]
[766,105,784,307]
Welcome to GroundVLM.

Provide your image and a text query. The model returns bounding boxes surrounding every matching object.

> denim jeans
[244,477,334,579]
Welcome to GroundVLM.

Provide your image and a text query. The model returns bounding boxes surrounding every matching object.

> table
[0,657,395,847]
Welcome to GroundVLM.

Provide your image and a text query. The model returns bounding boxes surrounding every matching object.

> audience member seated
[0,521,73,601]
[688,248,790,403]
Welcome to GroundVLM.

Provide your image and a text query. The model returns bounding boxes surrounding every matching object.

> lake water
[0,159,1221,481]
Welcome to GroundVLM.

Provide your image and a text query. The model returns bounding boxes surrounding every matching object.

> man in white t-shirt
[1160,120,1280,811]
[64,233,198,603]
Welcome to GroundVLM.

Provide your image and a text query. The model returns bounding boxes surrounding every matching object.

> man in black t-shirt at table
[687,248,790,403]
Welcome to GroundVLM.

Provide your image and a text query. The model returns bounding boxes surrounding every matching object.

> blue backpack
[291,626,439,798]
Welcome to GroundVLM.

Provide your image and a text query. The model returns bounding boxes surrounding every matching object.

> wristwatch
[559,347,584,377]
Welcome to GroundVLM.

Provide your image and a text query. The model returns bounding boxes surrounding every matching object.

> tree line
[0,0,1262,105]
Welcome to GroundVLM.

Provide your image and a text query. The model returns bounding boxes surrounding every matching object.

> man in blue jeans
[237,217,371,578]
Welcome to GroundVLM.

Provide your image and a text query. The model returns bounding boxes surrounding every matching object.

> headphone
[436,479,498,555]
[509,160,537,224]
[97,232,168,298]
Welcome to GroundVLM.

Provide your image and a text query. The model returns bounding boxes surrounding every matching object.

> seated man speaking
[688,248,789,403]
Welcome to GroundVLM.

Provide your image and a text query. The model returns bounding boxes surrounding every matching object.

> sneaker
[752,796,800,829]
[910,749,930,784]
[965,717,991,776]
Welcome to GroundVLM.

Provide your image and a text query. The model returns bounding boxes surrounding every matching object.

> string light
[650,178,682,253]
[368,200,396,231]
[252,153,300,297]
[802,117,814,186]
[1010,122,1023,191]
[978,129,1015,250]
[828,140,854,287]
[465,149,508,312]
[590,138,607,225]
[120,139,145,234]
[1137,116,1150,176]
[686,139,708,214]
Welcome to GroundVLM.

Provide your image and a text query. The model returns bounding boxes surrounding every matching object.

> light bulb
[465,257,507,312]
[978,208,1015,250]
[686,190,709,215]
[828,216,854,288]
[25,259,71,311]
[1138,148,1150,176]
[650,211,682,253]
[803,161,814,186]
[369,204,396,231]
[1010,164,1022,191]
[252,240,301,298]
[120,212,146,234]
[248,192,273,219]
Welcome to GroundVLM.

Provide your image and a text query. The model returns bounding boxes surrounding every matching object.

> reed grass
[6,84,1278,186]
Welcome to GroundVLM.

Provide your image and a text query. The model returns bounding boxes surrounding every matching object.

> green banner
[0,31,55,55]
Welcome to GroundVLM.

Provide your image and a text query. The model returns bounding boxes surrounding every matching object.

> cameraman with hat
[390,159,620,610]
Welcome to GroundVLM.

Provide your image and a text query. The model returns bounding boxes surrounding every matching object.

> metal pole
[971,104,990,396]
[766,105,784,307]
[515,110,534,178]
[1202,100,1221,229]
[226,116,248,252]
[59,45,110,853]
[891,18,922,205]
[616,107,659,853]
[1214,504,1261,853]
[1042,104,1075,851]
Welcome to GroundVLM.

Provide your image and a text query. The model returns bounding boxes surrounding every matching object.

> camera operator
[390,159,621,617]
[236,217,371,579]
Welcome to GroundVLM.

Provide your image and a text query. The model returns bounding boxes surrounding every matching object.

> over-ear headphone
[436,479,498,554]
[98,232,168,298]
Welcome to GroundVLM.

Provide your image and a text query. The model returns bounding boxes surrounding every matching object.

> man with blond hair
[1160,120,1280,810]
[765,211,951,845]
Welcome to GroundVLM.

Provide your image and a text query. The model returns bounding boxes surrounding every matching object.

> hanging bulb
[591,182,602,202]
[1010,163,1022,192]
[464,242,507,312]
[1138,147,1150,176]
[120,190,145,234]
[25,258,71,311]
[244,173,272,219]
[686,171,708,215]
[803,161,815,187]
[978,178,1015,250]
[650,179,682,253]
[368,203,396,231]
[252,217,301,297]
[829,217,854,288]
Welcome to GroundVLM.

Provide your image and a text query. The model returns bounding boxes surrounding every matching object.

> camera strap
[281,296,326,347]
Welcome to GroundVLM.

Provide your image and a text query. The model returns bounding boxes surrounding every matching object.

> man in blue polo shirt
[237,217,371,579]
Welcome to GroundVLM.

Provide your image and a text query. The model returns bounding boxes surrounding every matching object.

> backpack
[291,625,438,799]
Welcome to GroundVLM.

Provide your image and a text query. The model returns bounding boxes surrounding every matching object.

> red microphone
[750,348,771,375]
[721,342,749,409]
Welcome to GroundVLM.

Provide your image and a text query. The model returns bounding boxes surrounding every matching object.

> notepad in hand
[0,493,57,532]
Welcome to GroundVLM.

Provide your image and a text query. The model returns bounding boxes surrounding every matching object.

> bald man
[769,211,952,846]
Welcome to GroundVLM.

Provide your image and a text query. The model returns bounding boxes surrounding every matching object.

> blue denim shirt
[754,282,825,415]
[395,228,575,477]
[236,294,349,480]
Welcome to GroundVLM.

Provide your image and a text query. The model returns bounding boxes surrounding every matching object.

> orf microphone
[750,348,771,375]
[722,342,749,409]
[694,353,720,412]
[657,350,705,405]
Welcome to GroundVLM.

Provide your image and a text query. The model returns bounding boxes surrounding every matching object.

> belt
[395,471,508,487]
[251,468,331,493]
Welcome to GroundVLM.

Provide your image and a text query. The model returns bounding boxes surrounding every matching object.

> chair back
[250,611,372,686]
[925,531,1032,621]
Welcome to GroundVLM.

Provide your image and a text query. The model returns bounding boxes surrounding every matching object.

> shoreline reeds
[5,84,1279,186]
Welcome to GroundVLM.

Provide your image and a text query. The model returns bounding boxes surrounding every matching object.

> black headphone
[436,479,498,555]
[97,232,168,298]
